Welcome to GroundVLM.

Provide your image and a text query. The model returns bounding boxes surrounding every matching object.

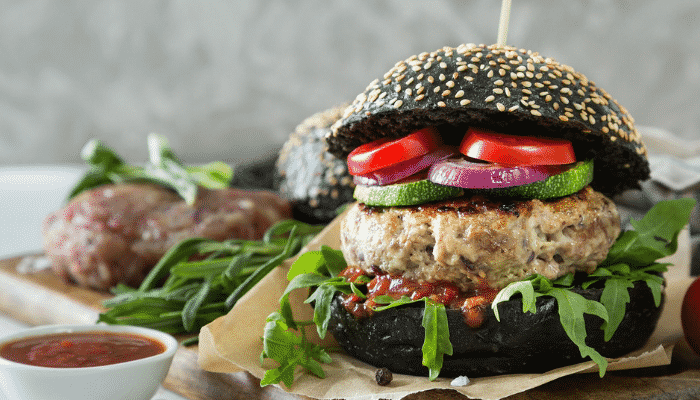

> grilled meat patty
[341,186,620,292]
[42,183,291,290]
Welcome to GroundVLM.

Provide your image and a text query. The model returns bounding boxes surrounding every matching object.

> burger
[310,43,691,379]
[274,106,355,224]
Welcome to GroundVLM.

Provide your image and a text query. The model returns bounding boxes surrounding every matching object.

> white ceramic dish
[0,324,177,400]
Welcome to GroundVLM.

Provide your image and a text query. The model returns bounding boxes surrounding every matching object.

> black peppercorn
[375,367,393,386]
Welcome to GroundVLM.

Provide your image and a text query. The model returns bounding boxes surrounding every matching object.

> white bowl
[0,324,177,400]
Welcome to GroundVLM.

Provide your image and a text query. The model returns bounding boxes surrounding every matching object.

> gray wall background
[1,0,699,166]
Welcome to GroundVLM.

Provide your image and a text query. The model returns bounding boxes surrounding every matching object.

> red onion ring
[353,147,457,186]
[428,158,560,189]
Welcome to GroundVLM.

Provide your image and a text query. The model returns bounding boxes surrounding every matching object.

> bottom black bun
[328,280,663,377]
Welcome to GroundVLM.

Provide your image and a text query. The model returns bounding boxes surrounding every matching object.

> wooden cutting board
[0,254,295,400]
[1,254,700,400]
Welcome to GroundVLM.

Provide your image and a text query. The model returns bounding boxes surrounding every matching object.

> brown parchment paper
[198,207,695,400]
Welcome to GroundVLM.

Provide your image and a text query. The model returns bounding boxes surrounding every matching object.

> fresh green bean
[99,220,325,336]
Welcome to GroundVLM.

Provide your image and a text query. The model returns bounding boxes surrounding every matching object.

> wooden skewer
[497,0,512,47]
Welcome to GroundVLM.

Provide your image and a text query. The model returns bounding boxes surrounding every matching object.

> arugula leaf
[321,245,347,277]
[547,288,609,377]
[599,278,634,341]
[304,283,339,339]
[69,134,234,205]
[492,280,537,320]
[421,300,453,381]
[287,251,325,280]
[603,198,695,266]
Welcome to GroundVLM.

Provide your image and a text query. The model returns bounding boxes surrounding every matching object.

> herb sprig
[69,134,233,205]
[98,220,324,338]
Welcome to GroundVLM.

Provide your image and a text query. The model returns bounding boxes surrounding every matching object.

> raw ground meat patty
[341,186,620,292]
[42,183,292,290]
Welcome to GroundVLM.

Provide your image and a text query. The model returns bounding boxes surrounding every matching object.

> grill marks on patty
[341,186,620,292]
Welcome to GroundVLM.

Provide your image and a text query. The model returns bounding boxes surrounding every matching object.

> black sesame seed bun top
[328,43,650,196]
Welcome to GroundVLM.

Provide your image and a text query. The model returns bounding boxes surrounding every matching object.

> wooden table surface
[1,254,699,400]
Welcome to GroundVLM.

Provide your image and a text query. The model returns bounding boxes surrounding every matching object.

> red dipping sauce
[0,331,166,368]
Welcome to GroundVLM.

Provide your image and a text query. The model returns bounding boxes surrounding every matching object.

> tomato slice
[352,146,457,186]
[347,127,441,175]
[459,128,576,166]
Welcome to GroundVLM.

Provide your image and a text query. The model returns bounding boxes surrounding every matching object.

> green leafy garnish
[421,300,453,380]
[261,198,694,386]
[69,134,233,205]
[492,198,695,376]
[98,220,324,336]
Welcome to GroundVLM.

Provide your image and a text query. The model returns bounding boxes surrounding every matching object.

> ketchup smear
[0,331,165,368]
[340,267,498,328]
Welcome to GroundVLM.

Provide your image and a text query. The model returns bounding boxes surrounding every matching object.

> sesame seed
[508,105,519,112]
[494,80,504,86]
[531,110,542,116]
[439,74,446,81]
[510,72,518,80]
[405,88,413,96]
[446,80,455,88]
[522,81,532,87]
[497,103,506,111]
[434,86,441,93]
[505,87,511,97]
[493,88,504,94]
[424,62,432,69]
[589,116,595,124]
[417,86,425,95]
[427,76,435,84]
[460,99,471,106]
[559,115,569,122]
[499,69,507,76]
[442,90,451,97]
[455,90,465,98]
[560,96,570,104]
[487,70,494,78]
[440,62,447,69]
[415,94,425,101]
[457,65,468,72]
[553,102,559,110]
[394,85,401,92]
[485,95,495,103]
[545,95,552,102]
[437,101,446,107]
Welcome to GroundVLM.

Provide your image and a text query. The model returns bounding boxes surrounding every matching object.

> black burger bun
[274,106,355,224]
[328,278,663,377]
[327,43,650,197]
